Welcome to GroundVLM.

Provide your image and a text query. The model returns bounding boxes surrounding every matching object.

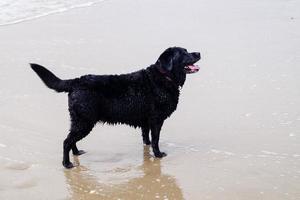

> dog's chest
[155,88,179,116]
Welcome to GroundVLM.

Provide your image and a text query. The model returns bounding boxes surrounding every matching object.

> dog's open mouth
[184,64,200,74]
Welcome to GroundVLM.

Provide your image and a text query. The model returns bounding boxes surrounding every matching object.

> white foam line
[261,150,278,155]
[210,149,235,156]
[211,149,221,154]
[164,143,298,159]
[0,156,25,163]
[0,143,7,148]
[224,151,235,156]
[0,0,105,26]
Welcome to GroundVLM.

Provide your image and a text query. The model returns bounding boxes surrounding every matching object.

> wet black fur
[30,47,201,168]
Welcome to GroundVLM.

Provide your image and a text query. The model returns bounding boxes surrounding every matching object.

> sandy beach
[0,0,300,199]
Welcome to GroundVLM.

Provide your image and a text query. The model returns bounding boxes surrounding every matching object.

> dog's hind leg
[62,120,95,169]
[62,134,77,169]
[150,121,167,158]
[142,126,151,145]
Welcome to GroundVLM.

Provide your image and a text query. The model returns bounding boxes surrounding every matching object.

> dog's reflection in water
[64,146,184,200]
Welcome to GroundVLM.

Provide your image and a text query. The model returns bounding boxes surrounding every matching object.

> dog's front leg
[142,126,151,145]
[150,121,167,158]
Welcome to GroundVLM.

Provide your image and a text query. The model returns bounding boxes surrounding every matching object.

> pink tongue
[188,65,200,71]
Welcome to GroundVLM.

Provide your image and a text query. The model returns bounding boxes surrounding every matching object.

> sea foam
[0,0,104,26]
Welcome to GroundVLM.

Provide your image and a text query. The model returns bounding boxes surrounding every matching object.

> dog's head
[156,47,201,86]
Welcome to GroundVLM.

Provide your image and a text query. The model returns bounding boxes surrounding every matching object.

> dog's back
[69,74,152,127]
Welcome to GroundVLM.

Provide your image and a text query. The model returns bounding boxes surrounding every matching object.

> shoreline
[0,0,107,27]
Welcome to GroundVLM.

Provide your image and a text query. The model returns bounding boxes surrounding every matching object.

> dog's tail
[30,63,74,93]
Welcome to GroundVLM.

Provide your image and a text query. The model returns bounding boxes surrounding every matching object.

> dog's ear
[156,48,174,71]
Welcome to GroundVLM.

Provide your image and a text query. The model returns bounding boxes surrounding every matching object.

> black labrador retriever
[30,47,201,168]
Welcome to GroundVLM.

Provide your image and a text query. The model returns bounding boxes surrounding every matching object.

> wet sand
[0,0,300,199]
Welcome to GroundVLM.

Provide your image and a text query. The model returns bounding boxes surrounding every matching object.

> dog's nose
[192,52,201,59]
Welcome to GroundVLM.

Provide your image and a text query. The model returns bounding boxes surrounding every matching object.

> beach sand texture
[0,0,300,199]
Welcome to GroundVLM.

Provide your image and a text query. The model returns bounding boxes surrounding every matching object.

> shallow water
[0,0,300,199]
[64,146,184,200]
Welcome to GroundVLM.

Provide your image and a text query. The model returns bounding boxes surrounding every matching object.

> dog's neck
[154,65,182,90]
[156,65,173,82]
[145,65,181,91]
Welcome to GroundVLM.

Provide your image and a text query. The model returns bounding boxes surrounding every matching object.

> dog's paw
[143,140,151,145]
[62,161,74,169]
[154,152,167,158]
[73,150,86,156]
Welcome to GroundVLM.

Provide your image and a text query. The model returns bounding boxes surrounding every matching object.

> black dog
[30,47,201,168]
